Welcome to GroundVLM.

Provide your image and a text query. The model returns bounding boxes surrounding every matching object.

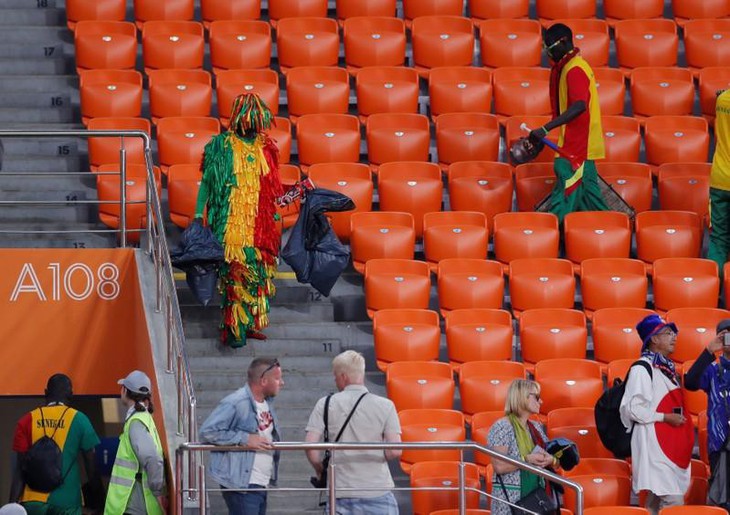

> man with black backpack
[9,373,104,515]
[620,315,693,515]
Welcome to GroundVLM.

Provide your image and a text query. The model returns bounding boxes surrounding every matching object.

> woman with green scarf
[488,379,559,515]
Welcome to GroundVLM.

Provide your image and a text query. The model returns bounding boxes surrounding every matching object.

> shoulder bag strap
[322,394,332,443]
[495,474,517,515]
[334,393,368,443]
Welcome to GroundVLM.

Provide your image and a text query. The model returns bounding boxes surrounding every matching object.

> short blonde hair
[504,379,541,416]
[332,350,365,381]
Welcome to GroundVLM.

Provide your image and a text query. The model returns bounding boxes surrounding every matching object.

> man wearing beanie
[620,314,693,515]
[685,319,730,509]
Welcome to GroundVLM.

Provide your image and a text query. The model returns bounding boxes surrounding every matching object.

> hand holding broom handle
[519,122,575,161]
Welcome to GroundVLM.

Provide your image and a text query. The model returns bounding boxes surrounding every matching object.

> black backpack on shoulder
[594,360,652,459]
[22,407,71,493]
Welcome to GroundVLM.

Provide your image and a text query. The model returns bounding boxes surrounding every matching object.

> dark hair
[544,23,573,47]
[45,374,73,403]
[247,357,279,384]
[126,389,154,414]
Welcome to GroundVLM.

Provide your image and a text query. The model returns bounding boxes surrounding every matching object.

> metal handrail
[0,130,198,499]
[176,441,584,515]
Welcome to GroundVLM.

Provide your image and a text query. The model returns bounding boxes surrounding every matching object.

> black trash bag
[170,219,224,306]
[282,188,355,297]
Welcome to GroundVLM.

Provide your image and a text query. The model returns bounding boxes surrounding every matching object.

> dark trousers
[221,484,267,515]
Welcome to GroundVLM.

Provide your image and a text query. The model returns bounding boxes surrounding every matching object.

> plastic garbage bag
[170,219,224,306]
[282,188,354,297]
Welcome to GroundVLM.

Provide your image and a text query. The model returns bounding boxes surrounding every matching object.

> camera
[724,332,730,347]
[673,407,683,416]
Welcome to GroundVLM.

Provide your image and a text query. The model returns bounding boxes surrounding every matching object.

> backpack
[594,360,653,459]
[22,407,70,493]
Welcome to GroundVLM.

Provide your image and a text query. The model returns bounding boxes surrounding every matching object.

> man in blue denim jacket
[199,357,284,515]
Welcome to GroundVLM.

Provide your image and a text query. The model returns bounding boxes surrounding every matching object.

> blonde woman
[488,379,559,515]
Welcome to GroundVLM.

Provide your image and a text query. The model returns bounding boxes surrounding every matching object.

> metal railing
[0,129,198,496]
[176,441,584,515]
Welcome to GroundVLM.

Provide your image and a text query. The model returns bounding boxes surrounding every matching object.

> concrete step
[0,106,76,123]
[184,338,344,358]
[176,279,312,307]
[1,0,58,7]
[180,302,335,326]
[0,26,70,44]
[0,187,96,201]
[0,92,76,109]
[0,57,74,75]
[0,222,116,248]
[0,203,98,222]
[190,355,335,375]
[2,155,87,172]
[0,9,66,27]
[1,138,83,156]
[0,75,77,92]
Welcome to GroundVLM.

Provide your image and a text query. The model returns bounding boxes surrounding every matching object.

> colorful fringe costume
[195,94,283,347]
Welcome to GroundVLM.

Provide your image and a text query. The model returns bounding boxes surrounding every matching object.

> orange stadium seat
[666,307,730,364]
[614,19,678,75]
[682,361,709,428]
[285,66,350,122]
[550,19,610,68]
[519,308,587,373]
[657,163,711,224]
[592,307,652,374]
[508,258,576,316]
[355,66,420,122]
[364,259,431,318]
[563,474,632,511]
[410,16,475,77]
[596,162,653,214]
[437,258,505,315]
[493,67,552,121]
[607,358,640,386]
[308,163,373,242]
[601,116,641,162]
[435,113,501,170]
[635,211,703,268]
[423,212,489,271]
[580,259,648,318]
[208,20,271,73]
[155,116,220,174]
[506,116,556,164]
[684,20,730,76]
[478,19,542,69]
[699,67,730,125]
[603,0,663,26]
[564,211,632,271]
[373,309,441,371]
[493,212,560,269]
[447,162,513,233]
[568,460,632,480]
[275,17,339,73]
[672,0,730,27]
[630,67,695,119]
[276,164,302,231]
[644,116,710,169]
[167,164,202,228]
[215,69,279,128]
[536,0,596,26]
[295,114,361,168]
[444,309,513,368]
[366,113,430,170]
[350,211,415,273]
[377,162,443,237]
[399,409,466,474]
[547,407,614,459]
[428,67,493,119]
[147,69,212,124]
[200,0,260,29]
[471,410,507,472]
[469,0,529,22]
[342,17,406,73]
[659,507,726,515]
[66,0,125,31]
[79,69,143,125]
[533,359,603,414]
[95,163,158,186]
[386,361,455,411]
[403,0,464,25]
[514,162,557,210]
[686,460,711,504]
[74,21,137,73]
[410,461,481,515]
[594,68,627,116]
[460,361,526,422]
[336,0,397,23]
[133,0,194,28]
[269,116,292,164]
[87,117,150,172]
[141,21,204,72]
[652,258,719,315]
[97,170,162,243]
[267,0,328,28]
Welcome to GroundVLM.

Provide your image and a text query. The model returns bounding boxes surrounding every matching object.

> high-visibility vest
[104,411,164,515]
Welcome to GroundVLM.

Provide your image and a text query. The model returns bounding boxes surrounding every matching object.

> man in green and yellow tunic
[708,89,730,277]
[528,23,609,222]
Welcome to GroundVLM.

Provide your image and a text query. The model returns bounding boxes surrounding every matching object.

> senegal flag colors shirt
[13,405,100,515]
[712,89,730,191]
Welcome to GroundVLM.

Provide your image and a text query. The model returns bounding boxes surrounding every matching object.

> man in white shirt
[305,350,402,514]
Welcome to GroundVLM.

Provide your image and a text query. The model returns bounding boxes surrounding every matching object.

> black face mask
[545,38,570,62]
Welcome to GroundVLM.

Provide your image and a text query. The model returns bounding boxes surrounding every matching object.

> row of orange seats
[72,16,730,77]
[64,0,730,33]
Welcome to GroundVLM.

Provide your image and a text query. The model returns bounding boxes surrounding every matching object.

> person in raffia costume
[194,93,284,348]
